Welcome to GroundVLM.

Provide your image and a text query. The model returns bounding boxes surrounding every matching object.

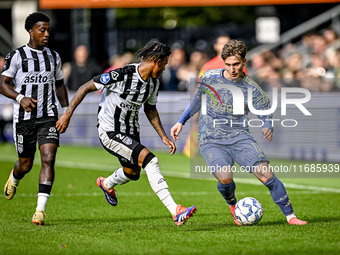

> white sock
[36,193,50,212]
[11,171,20,185]
[104,168,130,189]
[157,189,178,216]
[286,213,296,223]
[144,157,177,216]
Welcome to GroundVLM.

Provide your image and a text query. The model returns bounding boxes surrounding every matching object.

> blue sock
[263,175,294,216]
[217,181,237,206]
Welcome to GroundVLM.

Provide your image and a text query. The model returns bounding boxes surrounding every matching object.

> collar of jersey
[135,63,150,83]
[220,68,246,85]
[26,44,46,52]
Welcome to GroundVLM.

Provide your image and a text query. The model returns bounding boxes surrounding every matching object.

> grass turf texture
[0,143,339,255]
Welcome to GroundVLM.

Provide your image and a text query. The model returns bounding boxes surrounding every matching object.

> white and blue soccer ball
[234,197,263,225]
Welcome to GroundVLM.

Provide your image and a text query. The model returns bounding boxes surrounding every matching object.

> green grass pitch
[0,143,339,255]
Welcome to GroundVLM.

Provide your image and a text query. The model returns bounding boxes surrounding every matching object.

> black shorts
[14,117,59,158]
[99,131,145,168]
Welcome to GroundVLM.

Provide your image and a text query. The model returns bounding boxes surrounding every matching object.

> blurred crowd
[249,28,340,92]
[1,27,339,94]
[61,27,339,93]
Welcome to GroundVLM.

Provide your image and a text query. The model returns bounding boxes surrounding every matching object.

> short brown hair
[221,39,247,61]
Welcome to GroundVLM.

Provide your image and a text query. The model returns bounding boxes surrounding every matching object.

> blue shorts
[200,136,269,173]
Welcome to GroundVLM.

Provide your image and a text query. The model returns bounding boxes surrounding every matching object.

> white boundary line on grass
[1,155,340,194]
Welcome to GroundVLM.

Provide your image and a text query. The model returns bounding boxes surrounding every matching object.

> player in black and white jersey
[57,41,196,226]
[0,12,69,226]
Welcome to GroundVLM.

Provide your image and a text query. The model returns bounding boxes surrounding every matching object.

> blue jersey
[178,69,273,146]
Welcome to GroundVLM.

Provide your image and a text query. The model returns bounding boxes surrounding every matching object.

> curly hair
[221,39,247,61]
[136,41,172,61]
[25,12,50,32]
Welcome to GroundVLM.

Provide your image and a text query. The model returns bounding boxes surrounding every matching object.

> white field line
[1,155,340,194]
[3,190,330,198]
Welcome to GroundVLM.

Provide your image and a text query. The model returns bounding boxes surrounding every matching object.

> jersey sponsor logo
[23,74,49,83]
[111,71,119,80]
[119,102,140,111]
[47,126,58,139]
[100,73,110,84]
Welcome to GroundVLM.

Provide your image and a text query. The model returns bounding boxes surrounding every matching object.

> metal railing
[247,4,340,58]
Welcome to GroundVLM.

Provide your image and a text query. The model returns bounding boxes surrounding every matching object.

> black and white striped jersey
[1,44,63,123]
[93,63,159,135]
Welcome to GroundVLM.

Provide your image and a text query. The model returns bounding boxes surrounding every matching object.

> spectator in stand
[176,51,208,91]
[198,35,231,78]
[104,52,135,73]
[161,48,186,91]
[66,45,102,91]
[323,28,340,49]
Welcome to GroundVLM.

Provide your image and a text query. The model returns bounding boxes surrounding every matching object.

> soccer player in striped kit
[56,41,196,226]
[0,12,69,225]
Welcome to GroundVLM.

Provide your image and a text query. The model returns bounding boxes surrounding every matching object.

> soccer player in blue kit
[171,39,307,225]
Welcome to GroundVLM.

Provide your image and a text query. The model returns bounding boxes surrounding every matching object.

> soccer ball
[234,197,263,225]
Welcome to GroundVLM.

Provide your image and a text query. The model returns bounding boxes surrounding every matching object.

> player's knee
[123,169,141,181]
[218,177,234,185]
[18,159,33,173]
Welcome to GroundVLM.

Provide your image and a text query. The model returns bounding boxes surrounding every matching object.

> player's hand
[56,113,71,133]
[262,127,273,143]
[20,97,37,112]
[170,122,183,142]
[162,136,177,155]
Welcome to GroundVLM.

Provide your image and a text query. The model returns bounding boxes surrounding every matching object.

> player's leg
[97,165,141,206]
[253,162,306,225]
[97,131,145,206]
[4,121,36,200]
[139,148,196,226]
[32,119,59,225]
[4,157,34,200]
[238,138,307,225]
[98,131,196,225]
[32,143,58,226]
[200,144,240,225]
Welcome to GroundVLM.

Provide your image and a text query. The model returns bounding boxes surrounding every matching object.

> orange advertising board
[39,0,339,9]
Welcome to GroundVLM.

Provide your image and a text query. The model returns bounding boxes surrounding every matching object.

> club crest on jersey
[123,137,132,145]
[17,144,23,154]
[100,73,110,84]
[111,71,119,80]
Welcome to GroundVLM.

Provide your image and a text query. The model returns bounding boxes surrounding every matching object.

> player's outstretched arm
[56,80,97,133]
[170,122,183,142]
[0,75,37,112]
[144,103,176,155]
